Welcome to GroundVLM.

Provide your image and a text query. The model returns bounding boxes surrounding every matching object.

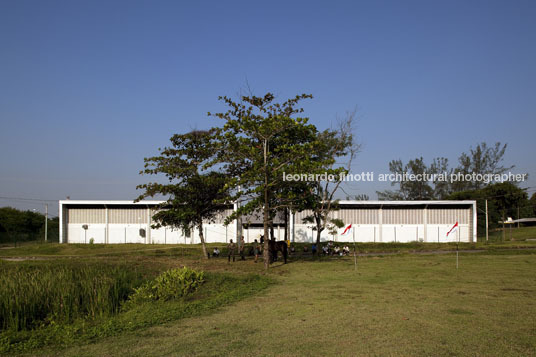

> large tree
[136,130,230,259]
[210,93,328,269]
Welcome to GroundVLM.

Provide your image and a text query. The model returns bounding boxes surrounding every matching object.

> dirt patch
[0,256,50,261]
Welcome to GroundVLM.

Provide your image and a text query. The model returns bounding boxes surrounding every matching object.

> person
[239,236,246,260]
[228,239,236,262]
[322,245,328,256]
[213,247,220,257]
[343,245,350,256]
[253,238,259,263]
[310,244,316,256]
[334,245,340,256]
[327,241,333,255]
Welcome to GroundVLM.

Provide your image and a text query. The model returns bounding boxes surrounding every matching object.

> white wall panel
[346,225,377,243]
[67,224,106,243]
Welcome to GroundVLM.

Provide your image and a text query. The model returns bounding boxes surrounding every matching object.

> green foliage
[0,261,144,332]
[137,129,231,258]
[124,267,205,308]
[448,182,531,233]
[327,218,345,238]
[0,269,271,354]
[0,207,58,243]
[377,157,442,200]
[454,142,513,191]
[211,93,321,221]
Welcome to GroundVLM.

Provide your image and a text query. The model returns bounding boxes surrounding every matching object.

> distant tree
[349,194,370,201]
[136,130,230,259]
[448,182,530,233]
[430,157,453,199]
[481,182,531,223]
[0,207,56,243]
[377,142,514,200]
[452,142,513,192]
[377,157,437,200]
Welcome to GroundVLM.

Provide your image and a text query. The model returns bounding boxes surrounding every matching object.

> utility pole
[45,204,48,242]
[485,200,489,244]
[502,214,505,242]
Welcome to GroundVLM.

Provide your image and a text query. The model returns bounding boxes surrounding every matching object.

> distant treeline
[448,182,536,235]
[0,207,59,244]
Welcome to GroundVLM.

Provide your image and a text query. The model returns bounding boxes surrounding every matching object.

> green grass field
[1,234,535,356]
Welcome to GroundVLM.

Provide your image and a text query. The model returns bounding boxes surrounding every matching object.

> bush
[124,267,205,308]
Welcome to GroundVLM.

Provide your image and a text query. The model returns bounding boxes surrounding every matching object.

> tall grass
[0,261,144,331]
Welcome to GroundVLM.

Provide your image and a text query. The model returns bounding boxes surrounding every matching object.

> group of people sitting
[211,239,352,260]
[310,241,351,256]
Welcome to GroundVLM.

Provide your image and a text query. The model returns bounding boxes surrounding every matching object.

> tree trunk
[263,192,270,270]
[198,223,209,260]
[315,214,323,244]
[316,228,323,244]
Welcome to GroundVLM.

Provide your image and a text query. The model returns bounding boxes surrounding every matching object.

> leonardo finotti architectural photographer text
[282,171,528,183]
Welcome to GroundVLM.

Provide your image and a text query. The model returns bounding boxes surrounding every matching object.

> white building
[292,201,477,243]
[59,200,476,244]
[59,200,235,244]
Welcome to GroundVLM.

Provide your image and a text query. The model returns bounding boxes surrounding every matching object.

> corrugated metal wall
[382,208,423,224]
[295,207,470,225]
[427,208,469,224]
[109,208,148,224]
[68,208,106,224]
[68,206,234,225]
[337,208,379,224]
[293,209,313,223]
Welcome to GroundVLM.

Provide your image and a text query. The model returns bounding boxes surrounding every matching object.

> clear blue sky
[1,0,535,216]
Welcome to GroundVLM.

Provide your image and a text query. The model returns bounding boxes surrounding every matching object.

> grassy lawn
[486,225,536,242]
[2,230,536,259]
[19,250,535,357]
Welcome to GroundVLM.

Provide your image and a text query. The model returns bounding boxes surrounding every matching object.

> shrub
[124,267,204,308]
